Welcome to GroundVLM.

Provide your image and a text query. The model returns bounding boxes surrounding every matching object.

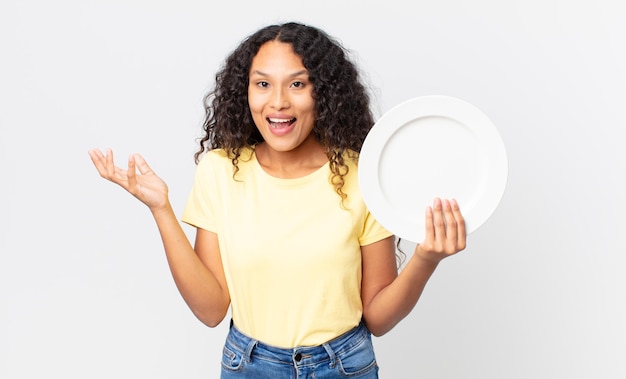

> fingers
[127,154,137,189]
[420,197,467,258]
[88,148,107,176]
[105,148,116,180]
[430,198,456,252]
[88,148,118,181]
[87,148,117,180]
[126,153,154,189]
[423,203,435,243]
[451,199,467,251]
[432,197,446,241]
[88,148,130,188]
[132,153,153,175]
[442,199,458,248]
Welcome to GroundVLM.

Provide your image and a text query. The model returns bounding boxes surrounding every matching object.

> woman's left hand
[415,197,466,263]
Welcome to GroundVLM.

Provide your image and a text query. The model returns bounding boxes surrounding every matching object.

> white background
[1,0,625,378]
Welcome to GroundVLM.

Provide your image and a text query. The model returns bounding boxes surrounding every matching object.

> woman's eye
[256,81,269,88]
[291,81,304,88]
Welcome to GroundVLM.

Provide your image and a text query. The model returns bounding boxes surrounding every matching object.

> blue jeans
[220,320,379,378]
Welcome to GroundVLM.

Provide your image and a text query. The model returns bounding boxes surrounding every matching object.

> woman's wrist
[149,200,174,219]
[412,244,444,266]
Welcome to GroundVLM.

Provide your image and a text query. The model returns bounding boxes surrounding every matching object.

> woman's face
[248,40,317,153]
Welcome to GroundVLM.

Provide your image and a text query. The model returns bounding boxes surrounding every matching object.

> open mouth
[268,117,296,130]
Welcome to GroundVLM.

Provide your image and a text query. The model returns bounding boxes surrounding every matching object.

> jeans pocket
[221,345,245,372]
[336,334,378,377]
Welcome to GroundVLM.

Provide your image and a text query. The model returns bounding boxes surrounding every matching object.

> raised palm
[88,148,169,211]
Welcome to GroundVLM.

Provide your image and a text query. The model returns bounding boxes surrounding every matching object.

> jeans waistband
[226,320,370,367]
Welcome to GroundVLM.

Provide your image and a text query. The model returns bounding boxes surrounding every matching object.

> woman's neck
[254,137,328,179]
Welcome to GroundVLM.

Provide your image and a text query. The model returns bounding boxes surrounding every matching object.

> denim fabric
[220,321,379,378]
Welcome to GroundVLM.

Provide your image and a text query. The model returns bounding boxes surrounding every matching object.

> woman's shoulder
[198,147,255,166]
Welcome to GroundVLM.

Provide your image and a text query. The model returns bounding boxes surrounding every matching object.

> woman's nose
[271,88,289,109]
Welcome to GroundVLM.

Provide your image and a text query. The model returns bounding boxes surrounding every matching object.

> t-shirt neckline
[251,150,330,186]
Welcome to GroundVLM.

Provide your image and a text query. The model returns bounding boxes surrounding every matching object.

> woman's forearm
[363,254,439,336]
[150,203,229,327]
[363,198,466,336]
[87,149,229,326]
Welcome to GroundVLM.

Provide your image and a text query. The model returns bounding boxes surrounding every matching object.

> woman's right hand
[88,148,169,211]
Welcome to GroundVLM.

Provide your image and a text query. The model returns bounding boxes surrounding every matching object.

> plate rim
[358,95,508,242]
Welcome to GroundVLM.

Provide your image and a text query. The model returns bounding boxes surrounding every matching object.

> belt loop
[244,338,257,364]
[322,343,337,368]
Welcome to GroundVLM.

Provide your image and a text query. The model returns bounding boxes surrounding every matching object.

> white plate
[358,95,508,243]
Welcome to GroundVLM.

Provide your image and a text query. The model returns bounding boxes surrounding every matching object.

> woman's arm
[88,149,230,327]
[151,206,230,327]
[361,198,466,336]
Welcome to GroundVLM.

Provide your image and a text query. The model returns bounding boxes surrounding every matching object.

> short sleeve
[181,153,218,232]
[359,210,393,246]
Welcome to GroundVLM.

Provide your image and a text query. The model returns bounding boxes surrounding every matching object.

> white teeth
[269,118,292,123]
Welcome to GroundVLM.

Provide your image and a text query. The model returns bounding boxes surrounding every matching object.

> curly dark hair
[194,22,375,200]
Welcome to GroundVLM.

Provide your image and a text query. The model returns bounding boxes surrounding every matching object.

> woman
[88,22,466,378]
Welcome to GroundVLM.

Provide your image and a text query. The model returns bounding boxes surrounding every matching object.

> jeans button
[294,352,302,362]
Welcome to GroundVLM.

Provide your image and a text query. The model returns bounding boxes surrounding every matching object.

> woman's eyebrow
[250,69,309,78]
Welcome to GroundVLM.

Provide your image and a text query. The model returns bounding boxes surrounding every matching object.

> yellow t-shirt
[182,147,392,348]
